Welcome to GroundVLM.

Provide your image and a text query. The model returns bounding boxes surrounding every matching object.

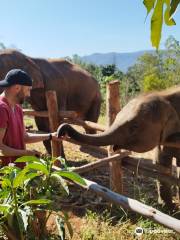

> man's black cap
[0,69,32,87]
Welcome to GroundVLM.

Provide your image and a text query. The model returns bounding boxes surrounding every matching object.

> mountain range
[81,50,154,72]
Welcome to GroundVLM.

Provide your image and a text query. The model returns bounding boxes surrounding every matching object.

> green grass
[71,209,179,240]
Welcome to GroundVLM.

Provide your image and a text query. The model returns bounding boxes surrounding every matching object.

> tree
[127,35,180,92]
[126,52,164,90]
[71,54,86,66]
[143,72,167,91]
[101,64,116,76]
[143,0,180,49]
[165,35,180,57]
[163,35,180,85]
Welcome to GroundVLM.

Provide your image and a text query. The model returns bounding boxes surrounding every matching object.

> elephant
[57,88,180,208]
[0,49,101,153]
[57,90,180,155]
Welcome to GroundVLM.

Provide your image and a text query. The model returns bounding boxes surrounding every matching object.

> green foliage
[0,155,86,239]
[101,64,116,76]
[170,0,180,17]
[151,0,164,49]
[99,70,124,114]
[165,35,180,58]
[143,0,179,49]
[132,52,166,92]
[143,73,166,91]
[120,65,141,105]
[127,36,180,93]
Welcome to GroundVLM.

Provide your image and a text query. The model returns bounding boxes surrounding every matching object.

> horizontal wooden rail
[122,156,180,187]
[23,109,78,119]
[61,153,179,187]
[73,152,130,174]
[52,164,180,233]
[82,178,180,233]
[122,156,172,175]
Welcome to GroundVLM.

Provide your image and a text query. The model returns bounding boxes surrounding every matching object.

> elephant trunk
[57,123,117,146]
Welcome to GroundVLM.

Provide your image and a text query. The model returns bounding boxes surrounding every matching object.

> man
[0,69,55,168]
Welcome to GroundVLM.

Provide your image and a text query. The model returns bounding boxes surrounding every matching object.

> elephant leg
[158,106,180,209]
[165,132,180,167]
[172,147,180,207]
[156,146,173,166]
[156,147,173,208]
[156,146,176,209]
[85,97,101,134]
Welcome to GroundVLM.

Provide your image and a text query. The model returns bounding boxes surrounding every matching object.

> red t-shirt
[0,96,25,168]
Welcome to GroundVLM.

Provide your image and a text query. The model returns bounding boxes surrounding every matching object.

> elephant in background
[0,49,101,153]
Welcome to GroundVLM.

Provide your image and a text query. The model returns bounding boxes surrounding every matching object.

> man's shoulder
[0,99,9,117]
[0,97,9,109]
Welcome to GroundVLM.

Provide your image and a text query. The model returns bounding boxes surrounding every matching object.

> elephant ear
[160,102,180,143]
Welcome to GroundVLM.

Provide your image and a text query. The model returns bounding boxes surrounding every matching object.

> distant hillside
[81,50,154,72]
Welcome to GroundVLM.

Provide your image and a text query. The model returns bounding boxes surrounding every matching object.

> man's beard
[16,92,25,104]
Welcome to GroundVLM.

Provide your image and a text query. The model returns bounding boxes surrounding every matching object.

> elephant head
[57,94,180,153]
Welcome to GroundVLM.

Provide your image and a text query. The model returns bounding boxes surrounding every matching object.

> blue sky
[0,0,180,58]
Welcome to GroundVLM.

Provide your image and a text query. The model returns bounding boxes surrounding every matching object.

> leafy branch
[143,0,180,49]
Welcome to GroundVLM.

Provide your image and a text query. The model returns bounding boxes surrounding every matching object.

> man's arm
[0,128,40,157]
[24,131,57,144]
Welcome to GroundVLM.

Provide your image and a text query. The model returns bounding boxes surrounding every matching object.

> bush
[143,74,167,92]
[0,155,86,239]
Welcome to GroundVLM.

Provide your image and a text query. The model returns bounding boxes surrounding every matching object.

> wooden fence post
[45,90,61,158]
[106,80,123,193]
